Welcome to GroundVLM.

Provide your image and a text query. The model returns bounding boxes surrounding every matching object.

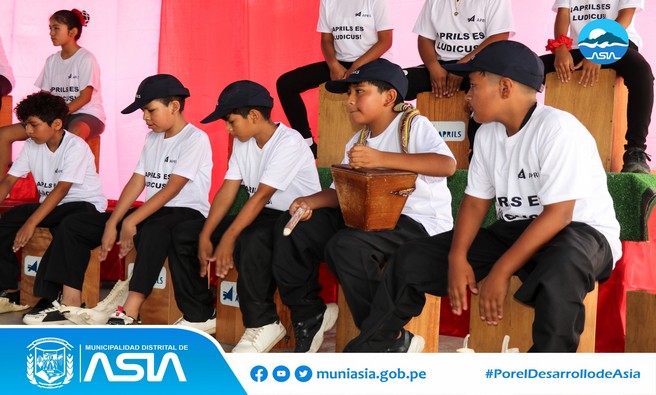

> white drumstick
[283,207,306,236]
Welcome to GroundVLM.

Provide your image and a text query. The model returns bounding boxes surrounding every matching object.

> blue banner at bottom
[1,326,246,394]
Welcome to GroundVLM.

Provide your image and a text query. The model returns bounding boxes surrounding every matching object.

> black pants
[0,201,97,293]
[276,60,353,141]
[325,215,429,328]
[41,206,203,301]
[540,44,654,150]
[405,63,481,158]
[271,208,345,323]
[354,220,614,352]
[169,208,283,327]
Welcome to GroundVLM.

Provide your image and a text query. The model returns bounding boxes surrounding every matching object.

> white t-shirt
[335,112,455,236]
[413,0,514,62]
[466,104,622,264]
[317,0,394,62]
[553,0,643,49]
[0,38,14,89]
[35,47,106,123]
[225,123,321,211]
[134,124,212,217]
[8,131,107,212]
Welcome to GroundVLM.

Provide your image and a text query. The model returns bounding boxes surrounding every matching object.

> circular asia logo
[578,18,629,65]
[26,337,74,389]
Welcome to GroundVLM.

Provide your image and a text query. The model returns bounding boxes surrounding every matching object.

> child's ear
[169,100,181,114]
[499,78,513,99]
[52,118,63,131]
[69,27,78,38]
[384,89,398,107]
[248,109,260,123]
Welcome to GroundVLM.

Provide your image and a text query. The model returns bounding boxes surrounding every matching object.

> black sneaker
[23,297,52,316]
[344,328,425,352]
[23,301,73,325]
[0,290,20,304]
[387,329,425,353]
[622,148,651,174]
[293,303,338,353]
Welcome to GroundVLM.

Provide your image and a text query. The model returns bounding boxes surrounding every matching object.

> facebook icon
[250,365,268,382]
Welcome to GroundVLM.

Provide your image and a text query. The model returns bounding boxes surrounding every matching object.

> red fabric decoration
[545,35,573,53]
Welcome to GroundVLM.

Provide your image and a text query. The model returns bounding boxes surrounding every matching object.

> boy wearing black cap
[168,80,321,350]
[346,41,621,352]
[272,58,456,353]
[23,74,213,326]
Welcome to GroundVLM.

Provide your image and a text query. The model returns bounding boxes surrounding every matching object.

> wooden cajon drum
[468,276,598,352]
[544,70,628,172]
[335,285,441,352]
[123,249,182,324]
[20,227,100,308]
[331,164,417,231]
[416,91,471,169]
[0,96,11,127]
[317,83,361,167]
[625,290,656,352]
[215,269,295,351]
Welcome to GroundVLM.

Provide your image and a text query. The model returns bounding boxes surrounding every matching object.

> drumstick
[283,207,306,236]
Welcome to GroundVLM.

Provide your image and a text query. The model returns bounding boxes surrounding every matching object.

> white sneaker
[231,321,286,353]
[174,311,216,335]
[74,276,130,325]
[23,301,74,325]
[107,307,136,325]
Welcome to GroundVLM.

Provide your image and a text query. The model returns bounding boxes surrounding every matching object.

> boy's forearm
[321,33,340,66]
[303,189,339,210]
[418,36,440,66]
[0,175,18,205]
[554,8,571,38]
[24,183,72,227]
[221,190,273,242]
[615,8,636,29]
[351,30,393,70]
[449,194,490,260]
[106,174,145,227]
[123,174,188,227]
[199,180,241,239]
[378,151,456,177]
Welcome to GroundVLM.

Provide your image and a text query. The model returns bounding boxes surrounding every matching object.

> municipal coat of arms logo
[26,337,74,389]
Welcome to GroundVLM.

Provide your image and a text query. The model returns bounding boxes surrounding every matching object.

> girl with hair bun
[0,8,105,178]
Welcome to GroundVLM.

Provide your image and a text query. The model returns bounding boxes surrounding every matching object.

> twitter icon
[294,365,312,382]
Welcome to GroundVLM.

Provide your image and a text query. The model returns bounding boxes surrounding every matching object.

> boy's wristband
[545,35,573,54]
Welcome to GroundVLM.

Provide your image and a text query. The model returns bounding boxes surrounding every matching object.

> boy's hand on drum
[348,145,382,169]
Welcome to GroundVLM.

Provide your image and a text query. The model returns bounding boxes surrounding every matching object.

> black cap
[325,59,408,98]
[443,41,545,92]
[121,74,190,114]
[201,80,274,124]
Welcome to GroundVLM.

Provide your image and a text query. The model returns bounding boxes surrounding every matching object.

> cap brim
[200,107,229,124]
[441,63,480,77]
[120,101,143,114]
[324,80,350,94]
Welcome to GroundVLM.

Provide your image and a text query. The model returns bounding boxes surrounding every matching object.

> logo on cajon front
[431,121,466,142]
[126,262,167,289]
[26,337,74,389]
[23,255,42,277]
[220,281,239,307]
